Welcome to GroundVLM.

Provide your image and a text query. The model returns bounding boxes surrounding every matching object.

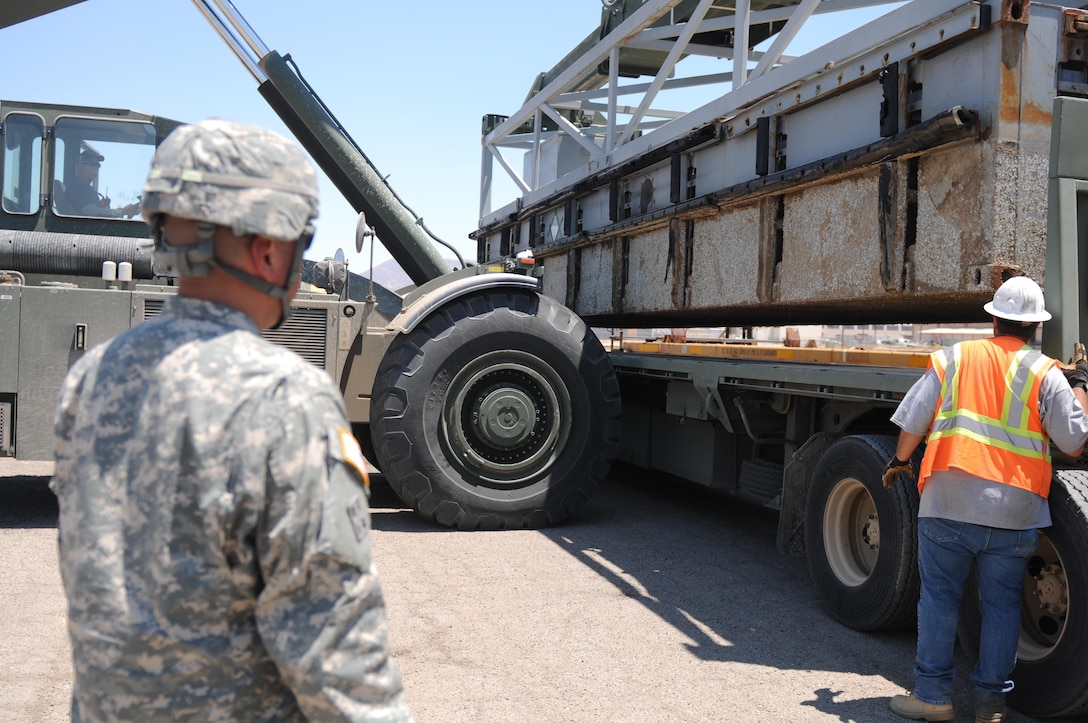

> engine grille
[142,299,329,369]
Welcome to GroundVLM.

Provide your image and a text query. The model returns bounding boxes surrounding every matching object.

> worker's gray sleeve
[1039,365,1088,455]
[255,391,412,722]
[890,368,941,436]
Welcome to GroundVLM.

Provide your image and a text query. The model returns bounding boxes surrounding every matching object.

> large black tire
[370,289,622,530]
[351,423,380,471]
[957,469,1088,717]
[805,434,921,631]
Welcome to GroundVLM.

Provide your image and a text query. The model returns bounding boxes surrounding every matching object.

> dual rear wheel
[805,435,919,631]
[806,435,1088,717]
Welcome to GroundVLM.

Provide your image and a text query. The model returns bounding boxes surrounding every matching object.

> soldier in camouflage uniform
[51,119,412,722]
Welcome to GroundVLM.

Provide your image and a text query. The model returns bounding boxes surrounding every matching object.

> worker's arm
[257,389,412,722]
[1044,363,1088,458]
[882,430,924,488]
[894,431,926,464]
[883,368,940,488]
[1073,387,1088,457]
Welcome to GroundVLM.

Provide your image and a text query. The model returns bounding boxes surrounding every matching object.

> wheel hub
[476,388,536,448]
[862,513,880,549]
[443,351,571,484]
[1033,563,1068,616]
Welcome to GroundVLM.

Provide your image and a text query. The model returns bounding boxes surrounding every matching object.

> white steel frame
[479,0,979,222]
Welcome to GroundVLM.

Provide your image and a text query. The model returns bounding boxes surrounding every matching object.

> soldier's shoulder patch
[346,494,368,542]
[337,427,370,490]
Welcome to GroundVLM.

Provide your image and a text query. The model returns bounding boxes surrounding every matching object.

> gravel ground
[0,459,1061,723]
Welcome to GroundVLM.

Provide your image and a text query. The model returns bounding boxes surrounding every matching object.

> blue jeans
[913,517,1038,707]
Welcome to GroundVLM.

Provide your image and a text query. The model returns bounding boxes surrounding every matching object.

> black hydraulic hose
[0,230,153,277]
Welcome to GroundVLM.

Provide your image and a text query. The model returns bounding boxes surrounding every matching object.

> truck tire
[804,434,920,631]
[370,289,621,530]
[351,423,380,470]
[957,469,1088,717]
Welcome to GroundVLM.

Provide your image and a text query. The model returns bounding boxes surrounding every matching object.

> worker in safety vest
[883,275,1088,723]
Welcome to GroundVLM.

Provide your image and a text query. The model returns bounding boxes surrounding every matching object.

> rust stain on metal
[999,39,1022,125]
[1019,102,1053,127]
[1063,7,1088,36]
[1061,8,1088,66]
[997,0,1030,25]
[987,265,1024,290]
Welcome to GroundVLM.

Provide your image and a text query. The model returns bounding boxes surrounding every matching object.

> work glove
[1063,358,1088,392]
[882,456,915,488]
[1063,342,1088,391]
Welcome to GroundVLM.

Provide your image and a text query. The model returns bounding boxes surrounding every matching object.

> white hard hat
[983,276,1052,323]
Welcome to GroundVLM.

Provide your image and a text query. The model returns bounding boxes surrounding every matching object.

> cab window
[53,117,156,220]
[2,113,43,215]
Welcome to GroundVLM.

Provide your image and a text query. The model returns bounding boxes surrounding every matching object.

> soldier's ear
[249,235,292,284]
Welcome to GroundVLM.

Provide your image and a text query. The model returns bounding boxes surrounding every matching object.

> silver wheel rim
[822,476,879,587]
[1019,532,1069,661]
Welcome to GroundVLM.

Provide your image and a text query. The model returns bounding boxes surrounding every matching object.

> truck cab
[0,100,383,462]
[3,101,170,240]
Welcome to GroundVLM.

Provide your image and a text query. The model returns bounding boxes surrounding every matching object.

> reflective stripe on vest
[919,337,1054,496]
[930,346,1050,459]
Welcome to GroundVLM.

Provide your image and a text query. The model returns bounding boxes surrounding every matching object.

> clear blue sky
[0,0,895,270]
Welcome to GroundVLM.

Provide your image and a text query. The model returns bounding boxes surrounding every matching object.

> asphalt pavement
[0,460,1057,722]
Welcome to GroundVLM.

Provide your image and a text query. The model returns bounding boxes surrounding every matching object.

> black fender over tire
[370,289,622,530]
[958,469,1088,717]
[804,434,921,631]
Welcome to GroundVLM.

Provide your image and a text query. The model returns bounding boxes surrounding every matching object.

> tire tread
[805,434,921,631]
[1005,469,1088,717]
[372,290,621,530]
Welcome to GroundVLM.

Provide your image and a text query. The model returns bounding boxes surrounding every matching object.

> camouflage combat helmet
[141,118,319,324]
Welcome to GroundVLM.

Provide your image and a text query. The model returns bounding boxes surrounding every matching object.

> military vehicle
[0,0,622,532]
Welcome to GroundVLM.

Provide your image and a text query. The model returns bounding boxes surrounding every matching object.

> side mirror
[355,212,374,254]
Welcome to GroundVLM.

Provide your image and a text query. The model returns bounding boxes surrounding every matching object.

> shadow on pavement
[538,463,1068,723]
[541,463,929,719]
[367,475,446,534]
[0,476,58,529]
[543,464,913,667]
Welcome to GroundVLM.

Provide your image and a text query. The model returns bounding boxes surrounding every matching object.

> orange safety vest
[918,336,1055,498]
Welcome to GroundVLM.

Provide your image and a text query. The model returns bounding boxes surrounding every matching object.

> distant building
[606,323,1001,348]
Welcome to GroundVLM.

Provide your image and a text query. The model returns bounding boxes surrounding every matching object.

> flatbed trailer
[476,0,1088,715]
[609,339,926,561]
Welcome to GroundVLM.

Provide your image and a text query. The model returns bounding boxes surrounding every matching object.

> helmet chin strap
[154,219,315,329]
[153,219,217,277]
[216,225,313,329]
